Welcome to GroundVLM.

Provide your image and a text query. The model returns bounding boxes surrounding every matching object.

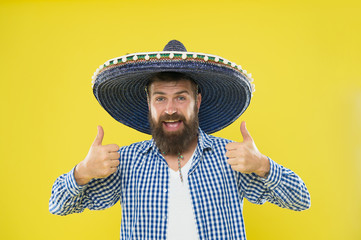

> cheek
[185,99,196,118]
[150,105,160,122]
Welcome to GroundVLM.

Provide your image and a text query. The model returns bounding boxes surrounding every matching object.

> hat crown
[163,40,187,52]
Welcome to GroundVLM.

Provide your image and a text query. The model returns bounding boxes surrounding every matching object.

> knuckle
[102,154,109,161]
[238,151,245,158]
[99,171,108,178]
[226,142,235,149]
[235,166,243,173]
[110,144,119,151]
[102,160,110,168]
[237,161,244,167]
[108,168,116,175]
[100,147,108,154]
[105,169,111,176]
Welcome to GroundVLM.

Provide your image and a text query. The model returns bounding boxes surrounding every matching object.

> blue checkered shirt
[49,128,310,239]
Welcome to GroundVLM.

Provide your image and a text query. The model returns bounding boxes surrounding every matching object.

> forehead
[149,79,193,94]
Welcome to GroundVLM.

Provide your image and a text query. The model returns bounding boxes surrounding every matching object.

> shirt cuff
[65,166,87,196]
[260,157,282,190]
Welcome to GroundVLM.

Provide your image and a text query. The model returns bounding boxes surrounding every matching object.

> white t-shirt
[167,151,198,240]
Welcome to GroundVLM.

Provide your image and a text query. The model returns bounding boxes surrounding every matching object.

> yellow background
[1,0,360,239]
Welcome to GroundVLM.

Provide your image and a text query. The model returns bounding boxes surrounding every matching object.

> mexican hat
[92,40,254,134]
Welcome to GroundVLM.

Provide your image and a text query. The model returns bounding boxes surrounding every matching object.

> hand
[226,121,270,178]
[74,126,120,185]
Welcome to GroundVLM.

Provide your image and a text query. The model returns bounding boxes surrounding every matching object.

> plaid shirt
[49,128,310,239]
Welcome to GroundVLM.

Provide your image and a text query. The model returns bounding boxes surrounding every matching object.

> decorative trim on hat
[91,51,255,92]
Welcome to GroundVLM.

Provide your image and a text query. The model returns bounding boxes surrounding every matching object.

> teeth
[164,120,179,123]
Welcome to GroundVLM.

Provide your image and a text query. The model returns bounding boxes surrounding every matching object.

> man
[49,40,310,240]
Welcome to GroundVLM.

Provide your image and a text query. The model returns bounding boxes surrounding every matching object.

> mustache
[158,113,186,122]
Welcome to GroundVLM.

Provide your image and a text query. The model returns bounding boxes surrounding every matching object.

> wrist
[74,161,92,186]
[255,155,270,178]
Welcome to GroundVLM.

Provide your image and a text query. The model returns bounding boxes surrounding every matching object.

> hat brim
[93,55,253,134]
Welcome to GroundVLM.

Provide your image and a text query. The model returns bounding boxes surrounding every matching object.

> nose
[165,99,177,115]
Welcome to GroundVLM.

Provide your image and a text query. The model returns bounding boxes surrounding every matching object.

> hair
[146,72,199,100]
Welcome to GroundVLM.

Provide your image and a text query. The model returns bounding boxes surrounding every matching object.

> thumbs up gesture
[74,126,120,185]
[226,121,270,178]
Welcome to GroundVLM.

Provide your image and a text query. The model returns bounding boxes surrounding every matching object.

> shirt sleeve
[49,165,121,216]
[237,157,311,211]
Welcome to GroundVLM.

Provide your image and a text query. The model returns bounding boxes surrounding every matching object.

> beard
[149,105,199,155]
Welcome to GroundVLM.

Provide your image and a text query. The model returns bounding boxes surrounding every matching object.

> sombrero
[91,40,255,134]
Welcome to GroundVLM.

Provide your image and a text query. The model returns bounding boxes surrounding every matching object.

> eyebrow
[152,90,190,96]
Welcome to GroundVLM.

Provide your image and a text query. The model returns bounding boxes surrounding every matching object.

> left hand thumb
[240,121,253,142]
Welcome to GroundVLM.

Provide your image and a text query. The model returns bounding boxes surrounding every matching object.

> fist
[226,121,270,178]
[74,126,120,185]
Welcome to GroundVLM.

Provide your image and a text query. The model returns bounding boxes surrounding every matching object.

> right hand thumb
[92,125,104,146]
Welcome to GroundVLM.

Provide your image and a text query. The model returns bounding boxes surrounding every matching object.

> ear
[145,86,151,110]
[147,97,151,111]
[196,93,202,111]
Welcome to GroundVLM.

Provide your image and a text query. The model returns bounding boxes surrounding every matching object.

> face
[148,79,201,154]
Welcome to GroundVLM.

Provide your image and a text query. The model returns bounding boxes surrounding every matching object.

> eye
[155,97,165,102]
[177,96,186,101]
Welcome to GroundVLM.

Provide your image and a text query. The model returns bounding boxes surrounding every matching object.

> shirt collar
[197,127,213,152]
[140,138,156,154]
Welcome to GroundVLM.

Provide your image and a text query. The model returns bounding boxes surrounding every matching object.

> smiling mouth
[162,120,183,130]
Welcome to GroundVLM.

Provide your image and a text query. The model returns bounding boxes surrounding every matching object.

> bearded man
[49,40,310,240]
